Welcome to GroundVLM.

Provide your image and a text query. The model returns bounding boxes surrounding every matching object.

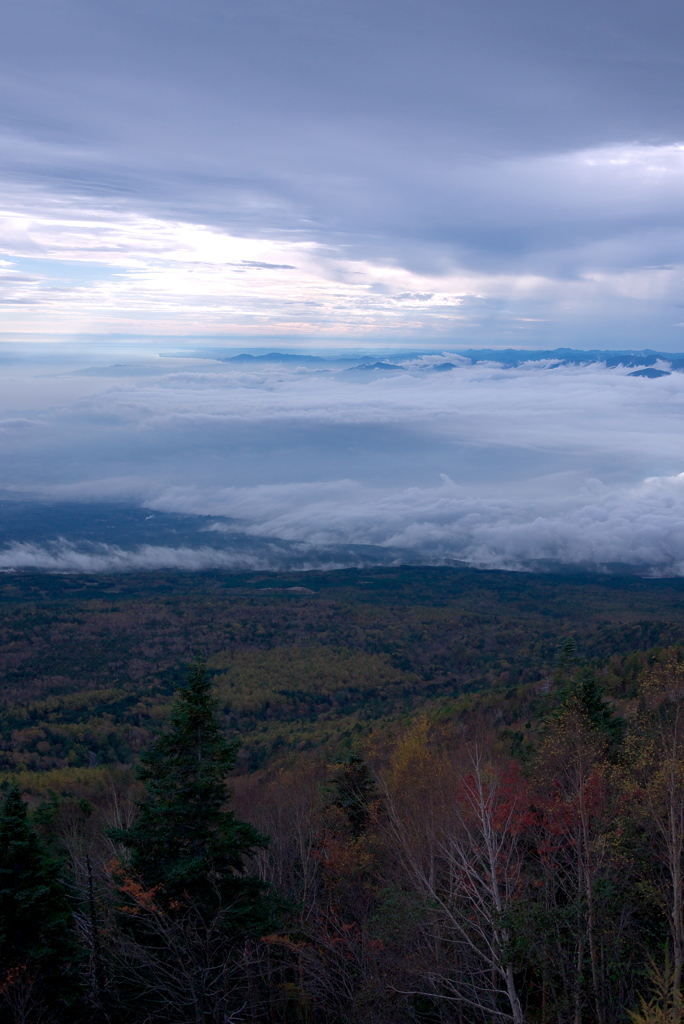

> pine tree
[576,669,620,734]
[556,636,579,676]
[560,666,623,743]
[552,637,619,736]
[113,661,277,936]
[0,785,80,1014]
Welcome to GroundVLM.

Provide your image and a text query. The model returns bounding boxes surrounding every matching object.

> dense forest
[3,566,684,1022]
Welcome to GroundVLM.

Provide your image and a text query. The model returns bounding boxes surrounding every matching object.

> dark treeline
[3,645,684,1024]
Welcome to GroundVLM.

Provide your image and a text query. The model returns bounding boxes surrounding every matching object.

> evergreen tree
[112,662,277,936]
[559,666,623,743]
[556,636,579,675]
[575,669,619,733]
[0,785,80,1014]
[550,638,623,744]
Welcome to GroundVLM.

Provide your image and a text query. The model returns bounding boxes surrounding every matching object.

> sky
[2,0,684,574]
[0,0,684,346]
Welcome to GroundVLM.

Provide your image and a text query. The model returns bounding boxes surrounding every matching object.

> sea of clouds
[2,353,684,574]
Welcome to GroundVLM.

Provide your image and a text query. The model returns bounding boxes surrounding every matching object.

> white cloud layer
[143,475,684,573]
[3,355,684,573]
[0,541,350,574]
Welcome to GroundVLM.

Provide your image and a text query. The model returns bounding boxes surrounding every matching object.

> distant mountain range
[453,348,684,368]
[213,347,684,370]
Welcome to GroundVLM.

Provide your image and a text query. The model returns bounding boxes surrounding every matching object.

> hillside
[2,565,684,778]
[4,565,684,1022]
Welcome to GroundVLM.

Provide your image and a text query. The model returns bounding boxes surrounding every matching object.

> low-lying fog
[2,346,684,574]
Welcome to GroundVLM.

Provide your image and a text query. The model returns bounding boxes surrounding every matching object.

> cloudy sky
[1,0,684,346]
[2,0,684,574]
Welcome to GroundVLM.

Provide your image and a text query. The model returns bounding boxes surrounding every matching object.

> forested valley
[3,566,684,1023]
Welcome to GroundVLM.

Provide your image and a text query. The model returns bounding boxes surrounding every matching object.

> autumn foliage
[4,641,684,1022]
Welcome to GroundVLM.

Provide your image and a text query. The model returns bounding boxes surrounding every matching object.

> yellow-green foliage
[211,644,414,713]
[627,960,678,1024]
[0,686,170,771]
[0,763,131,797]
[209,645,421,765]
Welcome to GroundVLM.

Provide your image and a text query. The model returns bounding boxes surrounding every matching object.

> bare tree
[383,740,527,1024]
[105,871,261,1024]
[0,967,57,1024]
[534,705,613,1024]
[622,652,684,1024]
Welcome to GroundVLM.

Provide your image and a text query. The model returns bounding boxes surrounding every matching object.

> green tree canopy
[0,784,80,1011]
[561,667,623,743]
[112,661,277,936]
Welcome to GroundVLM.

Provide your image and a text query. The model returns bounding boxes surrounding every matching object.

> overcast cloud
[0,0,683,344]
